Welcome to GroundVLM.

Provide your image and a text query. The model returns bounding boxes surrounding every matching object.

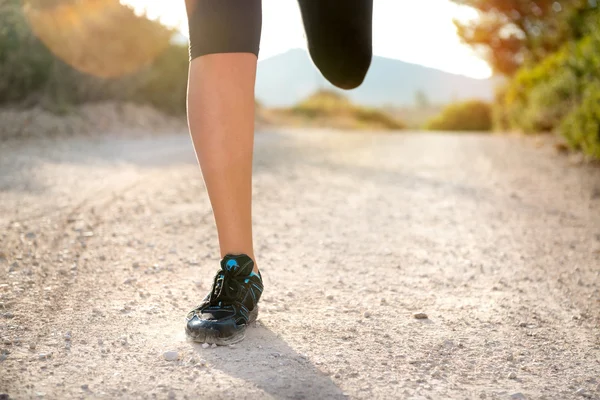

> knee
[309,44,372,90]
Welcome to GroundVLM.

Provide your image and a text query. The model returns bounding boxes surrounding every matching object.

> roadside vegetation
[0,0,189,115]
[3,0,599,159]
[262,90,405,131]
[425,100,492,132]
[451,0,600,159]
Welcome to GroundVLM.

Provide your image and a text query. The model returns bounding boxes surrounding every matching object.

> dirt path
[1,129,599,400]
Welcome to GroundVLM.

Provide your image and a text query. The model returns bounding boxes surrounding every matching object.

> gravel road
[0,128,599,400]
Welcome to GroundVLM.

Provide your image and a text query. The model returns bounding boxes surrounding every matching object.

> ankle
[221,252,259,274]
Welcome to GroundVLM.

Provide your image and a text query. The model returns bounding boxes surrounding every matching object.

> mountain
[256,49,499,107]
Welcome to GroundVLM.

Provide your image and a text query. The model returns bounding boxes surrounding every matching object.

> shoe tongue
[220,254,254,276]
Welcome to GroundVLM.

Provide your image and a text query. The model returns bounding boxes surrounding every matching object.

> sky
[121,0,492,79]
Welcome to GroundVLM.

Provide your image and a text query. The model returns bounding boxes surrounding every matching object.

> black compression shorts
[184,0,373,89]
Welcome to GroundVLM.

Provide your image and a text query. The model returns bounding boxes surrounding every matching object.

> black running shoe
[185,254,263,345]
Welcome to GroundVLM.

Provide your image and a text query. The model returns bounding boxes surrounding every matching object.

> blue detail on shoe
[249,271,261,279]
[226,259,239,271]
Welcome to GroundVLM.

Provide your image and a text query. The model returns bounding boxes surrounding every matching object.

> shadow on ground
[189,324,345,400]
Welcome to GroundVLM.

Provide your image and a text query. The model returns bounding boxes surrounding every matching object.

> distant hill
[256,49,499,107]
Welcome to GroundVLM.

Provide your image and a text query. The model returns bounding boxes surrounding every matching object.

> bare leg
[186,53,258,272]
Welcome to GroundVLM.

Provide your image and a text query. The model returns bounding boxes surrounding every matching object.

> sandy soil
[0,128,599,400]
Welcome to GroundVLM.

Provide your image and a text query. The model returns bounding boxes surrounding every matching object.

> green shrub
[560,82,600,159]
[0,0,56,104]
[425,100,492,131]
[352,107,404,130]
[287,90,405,130]
[501,46,575,132]
[494,8,600,158]
[0,0,189,115]
[520,68,580,132]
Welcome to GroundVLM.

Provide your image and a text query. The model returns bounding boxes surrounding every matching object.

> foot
[185,254,263,345]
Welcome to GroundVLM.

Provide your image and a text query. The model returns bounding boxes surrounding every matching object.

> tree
[414,89,430,109]
[451,0,595,76]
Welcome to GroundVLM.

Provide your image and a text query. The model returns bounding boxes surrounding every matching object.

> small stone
[507,371,517,380]
[286,291,294,297]
[575,388,587,397]
[326,294,334,300]
[64,332,72,341]
[132,262,140,268]
[3,313,14,319]
[201,343,210,349]
[81,384,89,390]
[510,393,527,400]
[506,353,514,361]
[363,311,372,318]
[123,278,136,285]
[163,351,179,361]
[211,344,217,348]
[38,353,49,360]
[228,344,236,349]
[120,335,128,345]
[413,312,428,319]
[98,339,103,345]
[29,343,36,350]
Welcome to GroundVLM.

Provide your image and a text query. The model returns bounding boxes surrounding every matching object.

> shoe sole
[186,306,258,346]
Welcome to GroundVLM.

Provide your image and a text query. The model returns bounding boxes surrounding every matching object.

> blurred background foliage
[450,0,599,158]
[0,0,598,158]
[425,100,492,131]
[279,90,405,130]
[0,0,189,114]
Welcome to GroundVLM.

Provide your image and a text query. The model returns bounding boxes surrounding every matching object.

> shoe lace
[208,270,245,306]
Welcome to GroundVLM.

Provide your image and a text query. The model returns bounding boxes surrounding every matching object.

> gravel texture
[0,128,599,399]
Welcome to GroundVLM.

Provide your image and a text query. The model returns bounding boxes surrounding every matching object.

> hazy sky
[121,0,492,79]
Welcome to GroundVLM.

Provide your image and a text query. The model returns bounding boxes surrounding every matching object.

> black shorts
[185,0,373,89]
